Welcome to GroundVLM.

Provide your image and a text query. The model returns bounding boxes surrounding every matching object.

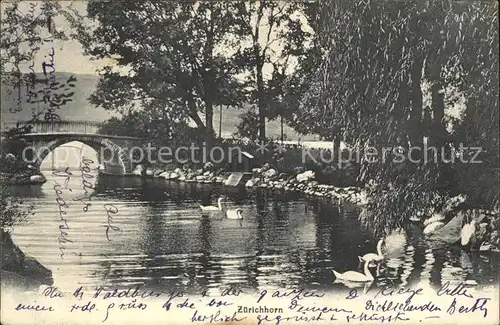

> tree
[296,0,498,236]
[1,1,65,85]
[0,175,35,233]
[234,109,260,142]
[231,1,312,141]
[97,110,208,148]
[1,1,78,121]
[281,1,341,157]
[68,1,245,149]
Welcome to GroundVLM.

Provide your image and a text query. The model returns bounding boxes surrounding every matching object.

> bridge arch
[30,136,132,174]
[3,120,141,175]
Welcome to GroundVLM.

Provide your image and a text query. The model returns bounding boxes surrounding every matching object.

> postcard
[1,1,498,324]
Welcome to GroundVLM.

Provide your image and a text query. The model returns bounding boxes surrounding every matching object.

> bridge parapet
[2,120,103,135]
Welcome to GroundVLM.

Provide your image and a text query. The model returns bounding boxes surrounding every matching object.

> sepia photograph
[1,1,498,324]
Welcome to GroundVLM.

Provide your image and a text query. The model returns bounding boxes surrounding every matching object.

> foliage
[234,109,260,142]
[97,110,210,147]
[66,1,247,146]
[295,0,498,236]
[0,179,34,233]
[230,1,314,140]
[1,2,78,121]
[1,1,66,85]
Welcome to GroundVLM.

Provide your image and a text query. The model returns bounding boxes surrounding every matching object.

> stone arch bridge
[2,120,143,175]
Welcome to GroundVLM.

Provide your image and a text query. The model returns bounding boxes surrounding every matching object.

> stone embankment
[132,162,367,205]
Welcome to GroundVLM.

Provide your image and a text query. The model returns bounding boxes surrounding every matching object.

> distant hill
[1,72,113,122]
[1,72,319,141]
[1,72,114,124]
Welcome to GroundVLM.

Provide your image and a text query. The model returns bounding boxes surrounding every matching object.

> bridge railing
[2,120,103,135]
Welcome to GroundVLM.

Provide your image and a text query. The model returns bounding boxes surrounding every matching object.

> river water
[7,170,499,295]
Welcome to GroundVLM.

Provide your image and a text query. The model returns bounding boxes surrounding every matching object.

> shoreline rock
[241,165,367,205]
[1,231,53,291]
[131,163,367,204]
[1,153,46,185]
[1,171,46,186]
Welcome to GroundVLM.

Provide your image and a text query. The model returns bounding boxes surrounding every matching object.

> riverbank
[132,162,367,204]
[242,163,367,204]
[1,230,53,291]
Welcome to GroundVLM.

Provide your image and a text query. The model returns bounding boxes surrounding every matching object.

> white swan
[225,208,243,220]
[423,212,446,227]
[358,239,384,266]
[200,197,224,211]
[423,221,445,235]
[460,220,476,246]
[333,260,374,283]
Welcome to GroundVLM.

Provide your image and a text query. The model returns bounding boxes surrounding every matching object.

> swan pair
[199,197,243,220]
[333,239,384,283]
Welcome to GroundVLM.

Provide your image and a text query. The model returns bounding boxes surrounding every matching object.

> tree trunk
[256,63,266,141]
[409,55,424,161]
[410,57,423,143]
[429,56,452,189]
[205,100,213,150]
[429,59,446,148]
[333,132,341,164]
[187,97,206,131]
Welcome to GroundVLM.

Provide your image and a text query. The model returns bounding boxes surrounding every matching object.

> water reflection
[8,173,500,294]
